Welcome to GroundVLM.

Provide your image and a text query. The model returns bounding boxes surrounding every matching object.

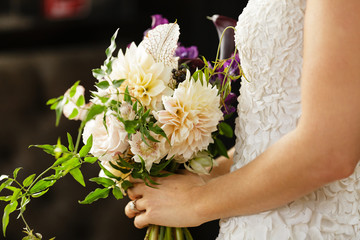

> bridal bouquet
[0,15,240,240]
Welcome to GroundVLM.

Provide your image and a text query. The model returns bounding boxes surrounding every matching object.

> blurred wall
[0,0,248,239]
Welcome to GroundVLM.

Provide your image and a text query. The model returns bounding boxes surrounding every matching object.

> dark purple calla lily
[208,14,237,59]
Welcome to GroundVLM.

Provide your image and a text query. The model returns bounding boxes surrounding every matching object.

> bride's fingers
[125,199,144,219]
[134,212,150,229]
[127,183,145,200]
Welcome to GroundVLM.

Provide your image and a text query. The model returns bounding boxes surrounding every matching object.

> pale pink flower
[82,111,128,162]
[155,71,223,161]
[63,85,88,120]
[129,131,168,172]
[119,102,136,120]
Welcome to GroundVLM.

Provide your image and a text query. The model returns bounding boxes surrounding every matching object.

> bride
[125,0,360,239]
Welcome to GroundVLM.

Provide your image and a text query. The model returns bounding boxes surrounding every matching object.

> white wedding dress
[217,0,360,239]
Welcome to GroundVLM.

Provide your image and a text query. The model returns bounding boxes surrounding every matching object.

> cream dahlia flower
[108,42,173,110]
[129,131,168,172]
[155,71,223,161]
[82,111,129,162]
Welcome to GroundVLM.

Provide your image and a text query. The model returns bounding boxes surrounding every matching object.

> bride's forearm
[193,128,355,224]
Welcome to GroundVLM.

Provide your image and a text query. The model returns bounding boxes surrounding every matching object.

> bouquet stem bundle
[146,225,193,240]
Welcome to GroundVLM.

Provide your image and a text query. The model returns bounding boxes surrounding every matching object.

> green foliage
[0,132,97,237]
[78,188,110,204]
[218,122,233,138]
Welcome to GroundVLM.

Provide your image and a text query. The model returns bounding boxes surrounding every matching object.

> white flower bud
[185,151,214,175]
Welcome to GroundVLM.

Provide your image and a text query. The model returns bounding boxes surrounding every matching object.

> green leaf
[79,188,110,204]
[29,144,56,156]
[52,154,73,167]
[124,86,132,104]
[150,158,173,175]
[142,126,159,143]
[67,133,74,152]
[0,179,13,194]
[31,189,49,198]
[218,122,233,138]
[98,162,121,181]
[117,158,134,169]
[0,196,11,201]
[46,97,59,105]
[96,81,110,90]
[0,175,8,182]
[68,108,79,119]
[70,168,86,187]
[90,177,114,188]
[76,94,85,107]
[29,179,56,194]
[62,157,81,174]
[2,200,18,236]
[23,174,36,187]
[55,98,65,127]
[92,68,105,80]
[105,28,119,61]
[82,104,106,124]
[112,79,125,88]
[112,186,123,200]
[141,109,151,120]
[121,180,133,191]
[12,167,22,179]
[18,196,30,218]
[69,81,80,98]
[79,134,93,158]
[10,188,21,203]
[5,186,18,192]
[123,120,138,134]
[132,101,138,112]
[109,161,128,173]
[214,138,228,158]
[84,157,98,164]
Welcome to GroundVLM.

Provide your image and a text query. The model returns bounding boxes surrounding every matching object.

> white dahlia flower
[108,42,173,110]
[155,71,223,161]
[82,111,129,162]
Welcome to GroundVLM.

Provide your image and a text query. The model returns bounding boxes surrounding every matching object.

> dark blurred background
[0,0,247,239]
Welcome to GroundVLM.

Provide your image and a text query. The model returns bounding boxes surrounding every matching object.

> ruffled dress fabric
[217,0,360,239]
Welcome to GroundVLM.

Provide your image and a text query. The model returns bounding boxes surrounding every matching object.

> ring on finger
[129,199,140,212]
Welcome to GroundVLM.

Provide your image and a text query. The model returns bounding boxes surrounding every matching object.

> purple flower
[221,92,237,115]
[208,15,237,59]
[151,14,169,29]
[210,53,240,85]
[175,45,199,59]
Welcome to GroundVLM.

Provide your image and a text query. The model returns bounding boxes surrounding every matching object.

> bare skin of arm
[126,0,360,229]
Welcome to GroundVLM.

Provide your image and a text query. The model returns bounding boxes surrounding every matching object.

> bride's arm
[126,0,360,228]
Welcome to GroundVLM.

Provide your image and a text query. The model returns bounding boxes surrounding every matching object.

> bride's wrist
[190,180,220,225]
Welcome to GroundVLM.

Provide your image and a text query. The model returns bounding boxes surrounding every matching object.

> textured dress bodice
[217,1,360,239]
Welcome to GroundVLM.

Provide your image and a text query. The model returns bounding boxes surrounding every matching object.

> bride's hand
[125,170,207,229]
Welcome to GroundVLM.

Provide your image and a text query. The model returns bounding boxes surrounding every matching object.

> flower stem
[159,226,165,240]
[175,228,184,240]
[20,213,31,233]
[165,227,172,240]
